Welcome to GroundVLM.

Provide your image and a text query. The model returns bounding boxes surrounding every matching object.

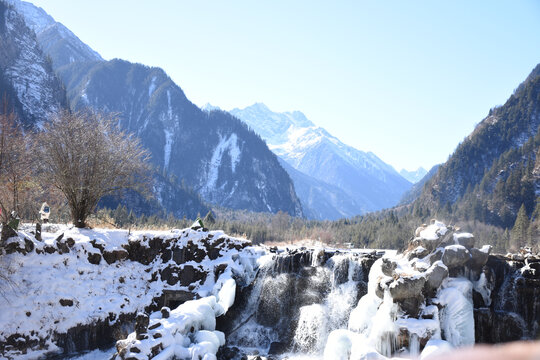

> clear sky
[29,0,540,172]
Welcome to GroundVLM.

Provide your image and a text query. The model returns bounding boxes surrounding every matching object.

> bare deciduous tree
[36,110,150,228]
[0,98,34,241]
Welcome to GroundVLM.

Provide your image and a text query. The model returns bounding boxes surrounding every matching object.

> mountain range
[1,0,303,218]
[229,103,412,219]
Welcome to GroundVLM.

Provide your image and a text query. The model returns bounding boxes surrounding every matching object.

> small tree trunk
[70,203,87,228]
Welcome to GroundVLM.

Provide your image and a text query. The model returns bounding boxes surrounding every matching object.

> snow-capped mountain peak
[231,103,411,217]
[399,167,428,184]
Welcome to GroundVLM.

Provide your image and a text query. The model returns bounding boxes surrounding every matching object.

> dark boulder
[103,249,129,264]
[268,341,289,355]
[469,247,491,269]
[389,276,426,301]
[442,245,470,268]
[87,252,102,265]
[424,262,448,293]
[454,233,475,249]
[59,299,74,307]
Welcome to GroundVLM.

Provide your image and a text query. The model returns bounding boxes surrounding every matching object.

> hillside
[416,65,540,229]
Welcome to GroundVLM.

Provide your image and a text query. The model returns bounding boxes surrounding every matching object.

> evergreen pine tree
[510,204,530,250]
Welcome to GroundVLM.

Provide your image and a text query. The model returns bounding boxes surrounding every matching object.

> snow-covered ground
[0,223,262,359]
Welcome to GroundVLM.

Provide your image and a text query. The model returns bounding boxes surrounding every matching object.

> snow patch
[203,134,242,194]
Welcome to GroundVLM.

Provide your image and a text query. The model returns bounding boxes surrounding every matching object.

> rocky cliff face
[475,253,540,343]
[0,1,65,126]
[4,0,102,70]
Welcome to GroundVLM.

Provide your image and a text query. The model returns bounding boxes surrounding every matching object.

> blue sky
[30,0,540,171]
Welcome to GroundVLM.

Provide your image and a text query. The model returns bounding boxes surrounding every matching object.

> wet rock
[399,295,424,317]
[218,346,244,360]
[376,277,393,299]
[474,308,525,343]
[268,341,288,355]
[442,245,470,268]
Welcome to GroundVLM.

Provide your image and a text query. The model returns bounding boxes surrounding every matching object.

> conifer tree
[510,204,530,250]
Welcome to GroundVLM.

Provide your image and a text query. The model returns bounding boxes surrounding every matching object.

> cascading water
[217,221,540,360]
[219,249,377,359]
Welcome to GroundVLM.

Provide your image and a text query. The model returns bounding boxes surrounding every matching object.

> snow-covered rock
[0,224,260,359]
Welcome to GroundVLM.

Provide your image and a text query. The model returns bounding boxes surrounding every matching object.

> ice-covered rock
[436,278,475,347]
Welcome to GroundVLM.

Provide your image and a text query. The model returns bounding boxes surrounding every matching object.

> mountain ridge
[5,0,303,217]
[230,103,412,218]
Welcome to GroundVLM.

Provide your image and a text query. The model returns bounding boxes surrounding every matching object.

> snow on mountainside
[277,158,365,220]
[400,167,427,184]
[230,103,412,217]
[56,60,302,216]
[7,0,303,217]
[0,1,65,127]
[5,0,102,69]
